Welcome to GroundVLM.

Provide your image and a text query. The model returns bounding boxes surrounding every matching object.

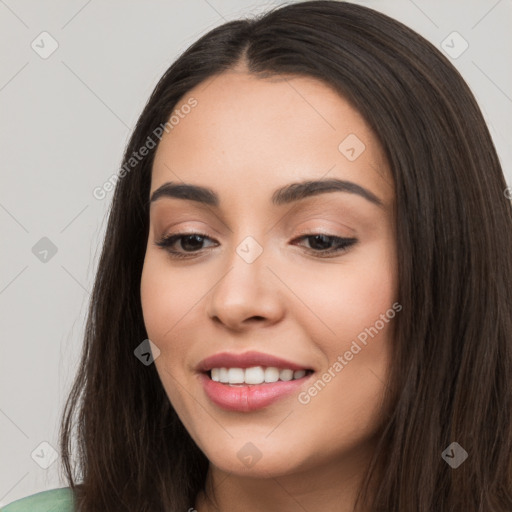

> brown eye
[155,232,218,258]
[292,234,358,257]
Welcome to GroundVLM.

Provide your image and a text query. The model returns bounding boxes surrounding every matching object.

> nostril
[249,316,265,321]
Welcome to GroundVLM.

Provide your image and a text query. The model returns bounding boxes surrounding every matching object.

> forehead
[150,71,393,207]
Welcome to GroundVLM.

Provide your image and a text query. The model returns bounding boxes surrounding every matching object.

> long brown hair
[59,1,512,510]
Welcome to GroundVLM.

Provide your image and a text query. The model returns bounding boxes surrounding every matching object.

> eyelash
[154,231,358,260]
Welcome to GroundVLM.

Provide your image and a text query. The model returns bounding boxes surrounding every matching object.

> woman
[4,1,511,511]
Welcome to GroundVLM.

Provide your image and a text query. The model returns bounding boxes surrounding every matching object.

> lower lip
[199,372,312,412]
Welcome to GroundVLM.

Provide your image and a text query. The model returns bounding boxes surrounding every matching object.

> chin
[200,436,313,478]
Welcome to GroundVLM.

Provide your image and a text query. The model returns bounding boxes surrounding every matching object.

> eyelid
[295,226,326,236]
[157,225,352,244]
[292,224,355,239]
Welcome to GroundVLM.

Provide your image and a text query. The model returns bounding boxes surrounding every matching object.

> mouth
[196,351,316,411]
[198,366,315,412]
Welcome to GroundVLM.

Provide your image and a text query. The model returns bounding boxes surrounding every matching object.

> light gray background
[1,0,511,505]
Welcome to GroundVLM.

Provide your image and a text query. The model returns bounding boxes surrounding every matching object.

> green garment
[1,488,74,512]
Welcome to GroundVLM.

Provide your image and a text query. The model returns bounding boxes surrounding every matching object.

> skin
[140,64,398,512]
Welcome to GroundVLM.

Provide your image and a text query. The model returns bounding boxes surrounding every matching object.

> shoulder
[1,487,74,512]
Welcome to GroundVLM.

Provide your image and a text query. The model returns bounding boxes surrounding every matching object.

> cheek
[140,254,200,342]
[140,252,217,405]
[288,241,398,345]
[140,260,169,341]
[140,257,195,409]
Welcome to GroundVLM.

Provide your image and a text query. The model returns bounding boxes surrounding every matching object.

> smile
[199,369,314,412]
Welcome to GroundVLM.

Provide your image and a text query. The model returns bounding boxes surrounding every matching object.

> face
[140,68,398,479]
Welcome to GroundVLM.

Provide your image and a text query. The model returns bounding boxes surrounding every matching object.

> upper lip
[196,351,313,372]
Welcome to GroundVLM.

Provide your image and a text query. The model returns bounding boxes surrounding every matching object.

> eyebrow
[149,178,384,209]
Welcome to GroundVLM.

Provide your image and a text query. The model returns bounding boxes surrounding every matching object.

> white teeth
[279,369,294,381]
[219,368,229,383]
[209,366,310,385]
[228,368,245,384]
[264,367,280,383]
[245,366,265,384]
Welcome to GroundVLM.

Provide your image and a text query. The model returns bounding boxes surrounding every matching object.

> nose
[205,243,286,331]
